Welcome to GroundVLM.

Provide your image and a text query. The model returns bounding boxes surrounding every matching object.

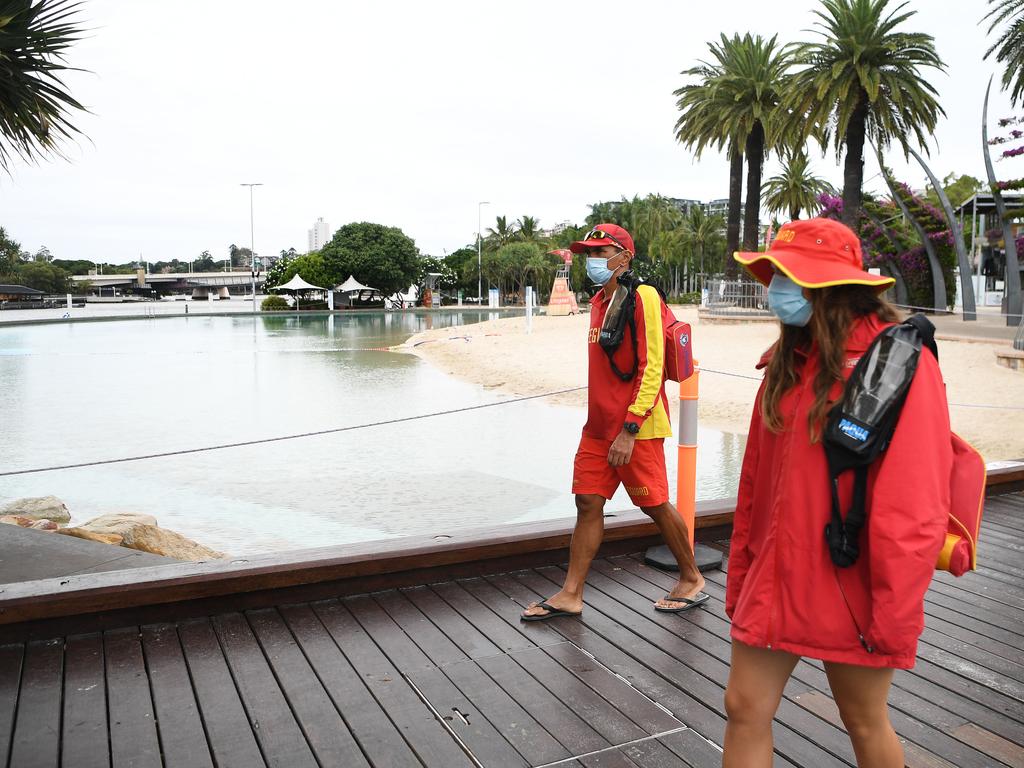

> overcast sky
[1,0,1018,265]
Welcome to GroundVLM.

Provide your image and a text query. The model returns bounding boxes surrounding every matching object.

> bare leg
[522,494,605,618]
[825,661,903,767]
[642,501,706,609]
[723,640,800,768]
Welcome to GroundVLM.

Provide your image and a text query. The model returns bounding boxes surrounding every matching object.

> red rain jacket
[726,314,952,669]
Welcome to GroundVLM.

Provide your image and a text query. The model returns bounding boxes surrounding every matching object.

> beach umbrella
[272,274,325,310]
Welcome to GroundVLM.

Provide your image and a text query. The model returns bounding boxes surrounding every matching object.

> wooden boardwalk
[1,492,1022,767]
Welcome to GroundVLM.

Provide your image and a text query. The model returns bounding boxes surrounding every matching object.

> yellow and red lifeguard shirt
[584,284,672,441]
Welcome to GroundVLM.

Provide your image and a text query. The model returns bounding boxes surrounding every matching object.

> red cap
[569,223,635,256]
[734,218,893,291]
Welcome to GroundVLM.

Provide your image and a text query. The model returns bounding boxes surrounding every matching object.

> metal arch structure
[874,147,947,312]
[983,77,1023,327]
[906,146,977,321]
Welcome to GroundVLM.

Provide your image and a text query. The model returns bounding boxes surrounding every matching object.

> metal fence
[703,279,771,317]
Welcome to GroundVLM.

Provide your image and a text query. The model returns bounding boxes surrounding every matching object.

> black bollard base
[644,543,723,572]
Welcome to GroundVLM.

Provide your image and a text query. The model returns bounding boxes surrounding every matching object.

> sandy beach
[403,306,1024,462]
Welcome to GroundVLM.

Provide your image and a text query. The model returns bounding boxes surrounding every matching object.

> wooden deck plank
[277,602,423,768]
[430,579,542,654]
[210,612,318,768]
[0,643,24,768]
[345,593,530,767]
[474,649,613,755]
[399,584,504,659]
[311,598,475,768]
[139,624,214,768]
[371,589,472,667]
[609,737,691,768]
[244,608,371,767]
[440,652,570,766]
[176,618,266,768]
[505,645,652,744]
[656,728,723,768]
[61,633,109,768]
[104,627,161,768]
[8,638,62,768]
[483,571,733,747]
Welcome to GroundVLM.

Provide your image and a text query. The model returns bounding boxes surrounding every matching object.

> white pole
[477,201,489,305]
[525,285,533,334]
[241,183,263,314]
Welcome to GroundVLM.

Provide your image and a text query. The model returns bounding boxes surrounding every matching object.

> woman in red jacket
[724,218,952,768]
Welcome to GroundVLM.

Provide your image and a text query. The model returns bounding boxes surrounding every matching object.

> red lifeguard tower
[546,249,579,316]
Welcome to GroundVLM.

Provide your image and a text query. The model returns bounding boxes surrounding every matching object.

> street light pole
[241,183,263,313]
[477,201,490,305]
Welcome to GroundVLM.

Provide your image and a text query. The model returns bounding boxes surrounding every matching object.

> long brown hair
[761,284,899,440]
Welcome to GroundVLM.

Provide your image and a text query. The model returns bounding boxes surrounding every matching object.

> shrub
[261,295,290,311]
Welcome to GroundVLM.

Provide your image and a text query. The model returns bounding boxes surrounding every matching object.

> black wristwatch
[623,421,640,435]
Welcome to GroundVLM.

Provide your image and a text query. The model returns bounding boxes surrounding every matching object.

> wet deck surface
[1,492,1022,767]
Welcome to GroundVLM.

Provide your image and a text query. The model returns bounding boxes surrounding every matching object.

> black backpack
[823,314,938,568]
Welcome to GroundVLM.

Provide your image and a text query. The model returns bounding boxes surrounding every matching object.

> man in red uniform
[522,223,707,620]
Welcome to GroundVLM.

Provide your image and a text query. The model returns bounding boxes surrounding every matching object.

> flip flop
[654,592,710,613]
[520,600,582,622]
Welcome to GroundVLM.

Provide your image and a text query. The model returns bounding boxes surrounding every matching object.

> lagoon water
[0,311,745,555]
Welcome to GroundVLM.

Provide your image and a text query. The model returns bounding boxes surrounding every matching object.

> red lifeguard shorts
[571,435,669,507]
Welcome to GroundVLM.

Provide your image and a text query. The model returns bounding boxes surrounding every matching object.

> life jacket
[597,272,694,383]
[823,314,985,576]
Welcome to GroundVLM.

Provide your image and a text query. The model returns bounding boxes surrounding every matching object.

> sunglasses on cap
[583,228,630,253]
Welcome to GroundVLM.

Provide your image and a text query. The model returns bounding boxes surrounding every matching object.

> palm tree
[983,0,1024,105]
[762,149,836,220]
[681,205,725,290]
[783,0,945,228]
[485,216,518,250]
[516,215,542,244]
[675,46,744,262]
[0,0,87,173]
[709,34,791,253]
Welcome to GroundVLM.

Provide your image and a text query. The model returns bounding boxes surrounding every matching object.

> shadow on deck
[0,489,1022,767]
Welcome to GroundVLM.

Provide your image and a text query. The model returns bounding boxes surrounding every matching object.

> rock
[75,513,225,561]
[55,527,124,545]
[0,496,71,524]
[77,512,157,536]
[29,520,58,531]
[0,515,35,527]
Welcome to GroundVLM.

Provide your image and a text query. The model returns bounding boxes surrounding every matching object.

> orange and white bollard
[645,359,723,571]
[676,360,699,549]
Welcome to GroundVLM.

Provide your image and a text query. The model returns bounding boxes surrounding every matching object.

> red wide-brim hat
[735,217,894,292]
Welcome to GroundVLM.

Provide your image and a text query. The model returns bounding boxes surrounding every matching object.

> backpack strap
[903,313,938,361]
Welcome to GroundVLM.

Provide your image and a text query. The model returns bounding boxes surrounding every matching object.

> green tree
[983,0,1024,106]
[681,205,725,289]
[192,249,218,272]
[0,0,87,172]
[16,259,68,292]
[320,222,420,297]
[784,0,945,227]
[0,227,23,279]
[762,149,836,220]
[275,252,330,289]
[485,215,518,251]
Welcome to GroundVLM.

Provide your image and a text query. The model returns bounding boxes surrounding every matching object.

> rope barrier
[892,302,1024,321]
[0,387,587,478]
[3,366,1018,479]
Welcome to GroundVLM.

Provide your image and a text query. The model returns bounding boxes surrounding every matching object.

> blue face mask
[586,256,616,285]
[768,274,812,327]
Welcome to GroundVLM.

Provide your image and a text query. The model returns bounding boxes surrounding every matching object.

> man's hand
[607,429,636,466]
